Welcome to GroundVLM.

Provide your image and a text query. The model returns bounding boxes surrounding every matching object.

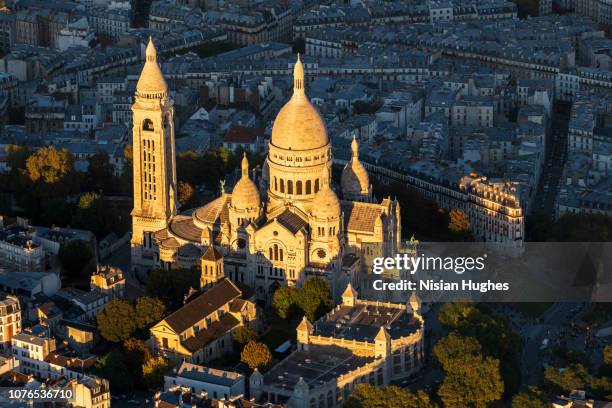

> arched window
[279,248,283,261]
[296,181,302,195]
[287,180,293,194]
[314,179,320,193]
[306,180,311,194]
[143,118,154,131]
[280,179,285,193]
[318,394,324,408]
[274,177,278,191]
[273,244,278,260]
[269,247,273,259]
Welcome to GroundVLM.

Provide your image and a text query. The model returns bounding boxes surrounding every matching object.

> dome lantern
[269,55,328,151]
[136,37,168,98]
[341,135,371,202]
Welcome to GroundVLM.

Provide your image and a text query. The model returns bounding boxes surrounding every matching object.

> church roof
[169,215,202,243]
[202,245,223,261]
[341,137,370,195]
[270,55,328,151]
[177,243,202,258]
[343,202,382,233]
[163,279,241,334]
[160,237,180,249]
[136,38,168,96]
[274,209,309,234]
[231,155,260,210]
[193,195,230,226]
[182,313,240,353]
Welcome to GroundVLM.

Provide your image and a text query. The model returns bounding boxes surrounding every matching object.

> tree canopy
[92,350,133,392]
[298,277,332,321]
[25,147,75,184]
[434,333,504,408]
[544,363,591,395]
[97,299,138,343]
[272,286,300,319]
[142,356,172,389]
[241,341,272,371]
[97,296,165,342]
[145,265,201,310]
[344,384,435,408]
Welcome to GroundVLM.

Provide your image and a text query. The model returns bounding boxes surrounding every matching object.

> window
[288,180,293,194]
[314,179,320,193]
[306,180,312,194]
[280,179,285,193]
[143,118,154,131]
[296,181,302,195]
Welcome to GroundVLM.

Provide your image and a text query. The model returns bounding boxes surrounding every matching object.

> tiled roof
[343,202,382,233]
[201,246,223,261]
[181,313,240,353]
[169,215,202,243]
[193,195,230,225]
[163,279,241,334]
[273,209,309,234]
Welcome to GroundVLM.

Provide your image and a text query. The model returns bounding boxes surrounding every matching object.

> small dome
[270,55,328,151]
[231,154,260,210]
[312,169,340,219]
[136,38,168,97]
[341,137,370,196]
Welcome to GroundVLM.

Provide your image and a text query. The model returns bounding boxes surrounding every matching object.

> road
[534,103,570,213]
[518,302,586,388]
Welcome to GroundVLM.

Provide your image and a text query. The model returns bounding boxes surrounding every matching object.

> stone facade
[131,50,401,303]
[130,39,178,273]
[250,284,425,408]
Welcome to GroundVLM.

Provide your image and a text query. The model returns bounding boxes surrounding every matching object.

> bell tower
[131,38,177,272]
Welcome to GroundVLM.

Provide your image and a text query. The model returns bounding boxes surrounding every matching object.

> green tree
[437,354,504,408]
[511,392,547,408]
[272,286,299,319]
[5,145,32,171]
[605,345,612,366]
[58,240,94,285]
[240,341,272,371]
[344,384,435,408]
[589,375,612,401]
[232,326,256,346]
[433,333,482,370]
[298,277,332,321]
[434,333,504,407]
[142,356,172,389]
[123,338,150,373]
[545,364,591,394]
[120,144,133,195]
[145,265,201,310]
[92,350,133,392]
[86,151,117,193]
[437,302,475,330]
[135,296,166,330]
[97,299,137,343]
[72,192,113,238]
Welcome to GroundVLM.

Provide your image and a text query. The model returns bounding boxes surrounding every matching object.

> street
[534,103,570,213]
